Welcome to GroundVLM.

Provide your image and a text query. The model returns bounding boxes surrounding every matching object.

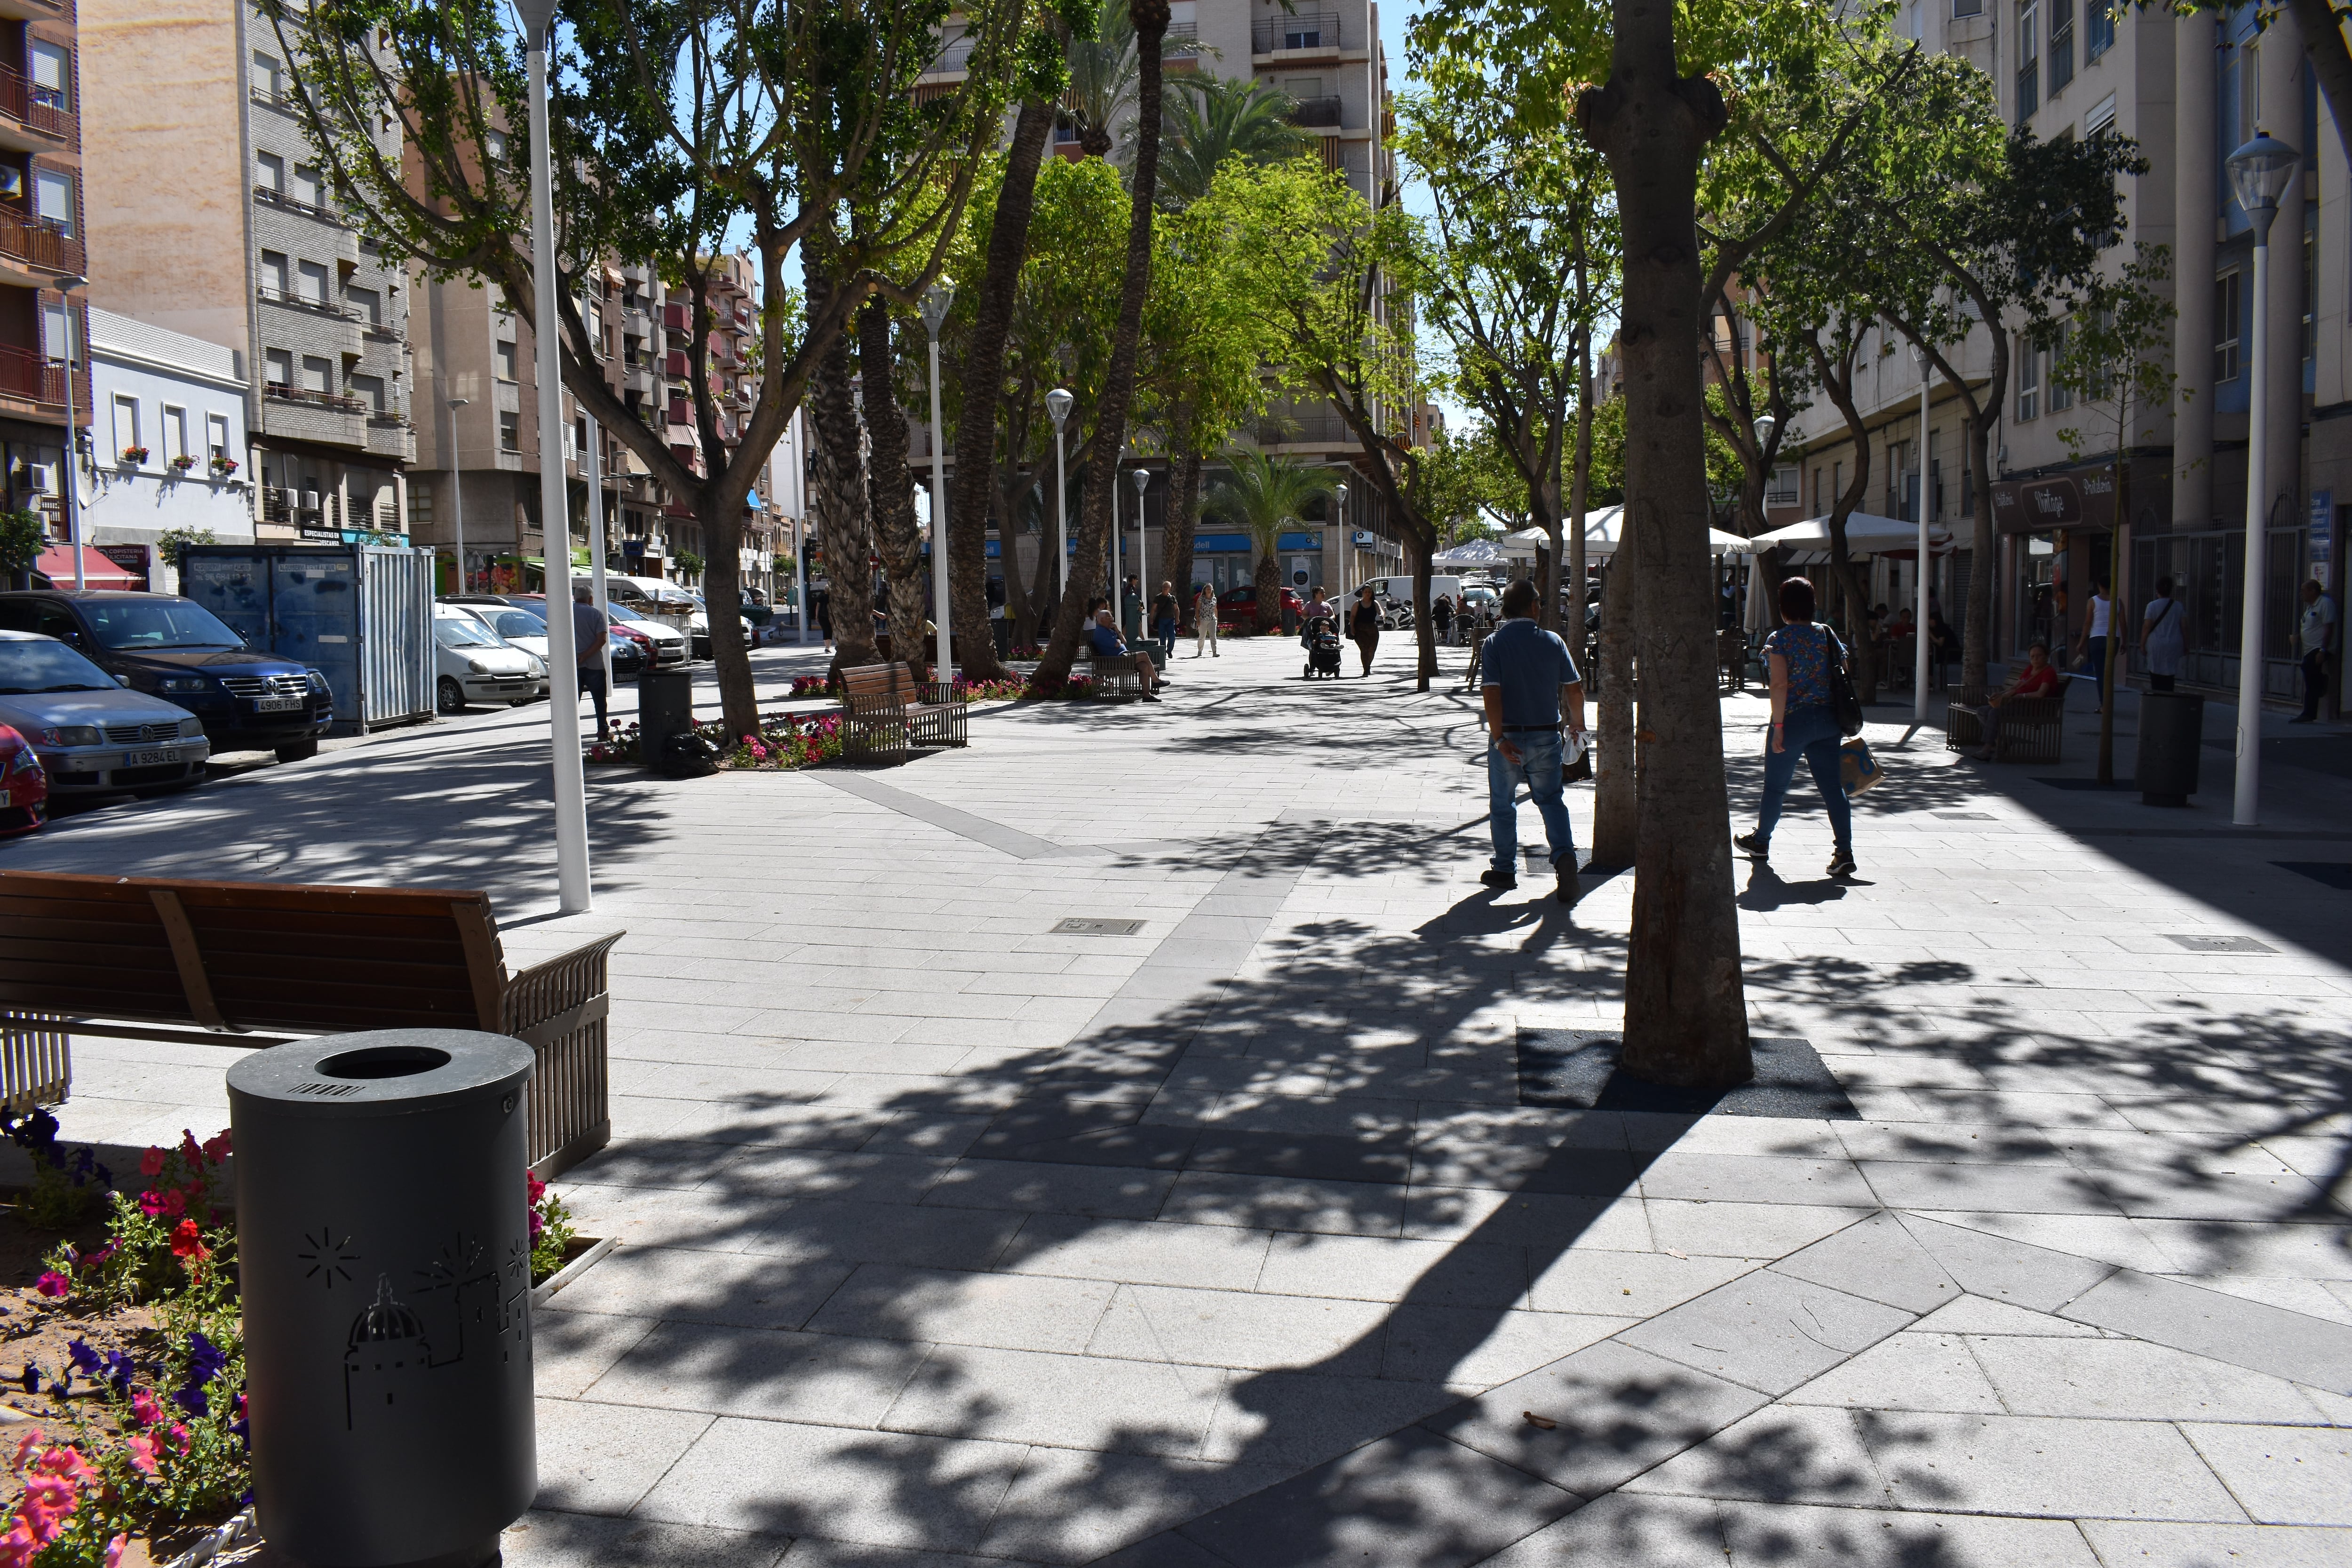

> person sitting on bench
[1975,641,2060,761]
[1089,609,1164,700]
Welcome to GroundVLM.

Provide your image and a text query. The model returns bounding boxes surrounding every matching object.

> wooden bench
[0,870,617,1178]
[1082,654,1146,701]
[843,661,967,762]
[1945,693,2064,763]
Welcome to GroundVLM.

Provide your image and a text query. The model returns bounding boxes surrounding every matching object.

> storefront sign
[2312,490,2334,583]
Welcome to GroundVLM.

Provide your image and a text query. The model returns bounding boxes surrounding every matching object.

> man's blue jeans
[1755,702,1851,850]
[1489,729,1574,875]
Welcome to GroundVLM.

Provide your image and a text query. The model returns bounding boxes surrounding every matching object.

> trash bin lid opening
[316,1044,453,1080]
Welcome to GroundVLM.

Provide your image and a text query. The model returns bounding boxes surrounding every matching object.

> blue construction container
[179,544,434,735]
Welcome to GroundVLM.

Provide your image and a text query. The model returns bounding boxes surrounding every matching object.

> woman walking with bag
[1735,576,1858,878]
[2140,575,2185,692]
[1349,584,1382,676]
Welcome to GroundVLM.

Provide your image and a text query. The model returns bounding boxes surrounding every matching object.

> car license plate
[255,696,303,713]
[124,749,181,768]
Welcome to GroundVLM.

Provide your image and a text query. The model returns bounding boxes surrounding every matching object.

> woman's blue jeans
[1756,702,1851,850]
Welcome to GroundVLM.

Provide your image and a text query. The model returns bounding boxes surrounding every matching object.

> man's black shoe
[1479,867,1517,890]
[1556,862,1581,906]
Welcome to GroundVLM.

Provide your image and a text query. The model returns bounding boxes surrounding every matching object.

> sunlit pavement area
[12,634,2351,1567]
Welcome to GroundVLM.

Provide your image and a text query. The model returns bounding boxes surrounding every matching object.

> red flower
[526,1172,547,1205]
[137,1190,167,1218]
[123,1435,159,1476]
[161,1187,187,1218]
[169,1220,208,1262]
[200,1130,231,1163]
[32,1272,67,1299]
[137,1148,166,1178]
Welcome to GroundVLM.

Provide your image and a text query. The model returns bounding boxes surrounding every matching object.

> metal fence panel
[358,546,433,727]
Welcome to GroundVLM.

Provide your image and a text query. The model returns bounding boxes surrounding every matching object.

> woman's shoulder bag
[1826,625,1867,737]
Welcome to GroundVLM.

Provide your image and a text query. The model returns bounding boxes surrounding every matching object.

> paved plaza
[15,635,2352,1567]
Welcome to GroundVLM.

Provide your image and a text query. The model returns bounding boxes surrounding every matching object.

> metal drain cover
[2165,934,2276,954]
[1934,812,1996,821]
[1052,917,1146,936]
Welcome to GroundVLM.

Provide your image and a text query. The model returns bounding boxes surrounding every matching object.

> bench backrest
[842,661,922,708]
[0,869,503,1036]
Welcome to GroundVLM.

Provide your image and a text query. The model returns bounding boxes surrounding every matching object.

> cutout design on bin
[298,1226,360,1291]
[317,1044,453,1080]
[345,1276,432,1429]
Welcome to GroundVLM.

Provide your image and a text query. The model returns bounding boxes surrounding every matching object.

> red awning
[33,545,143,589]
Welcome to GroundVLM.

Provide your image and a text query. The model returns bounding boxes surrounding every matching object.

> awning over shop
[33,545,143,589]
[1739,513,1952,555]
[1500,509,1748,559]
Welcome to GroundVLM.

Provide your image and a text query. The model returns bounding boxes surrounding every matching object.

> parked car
[0,590,330,764]
[432,605,547,714]
[509,595,685,669]
[443,602,647,678]
[608,575,708,654]
[1217,585,1305,621]
[0,631,210,796]
[0,723,47,835]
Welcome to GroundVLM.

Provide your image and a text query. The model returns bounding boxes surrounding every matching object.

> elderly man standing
[572,583,611,741]
[1479,578,1586,904]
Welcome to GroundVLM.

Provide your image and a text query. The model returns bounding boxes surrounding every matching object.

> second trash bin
[230,1029,537,1568]
[638,666,694,757]
[2135,690,2207,806]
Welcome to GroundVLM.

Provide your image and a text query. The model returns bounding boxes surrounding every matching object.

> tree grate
[1051,917,1147,936]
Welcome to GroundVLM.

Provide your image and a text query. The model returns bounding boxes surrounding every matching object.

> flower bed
[0,1114,583,1566]
[587,713,844,770]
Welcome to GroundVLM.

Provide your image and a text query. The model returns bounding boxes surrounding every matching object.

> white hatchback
[432,606,547,713]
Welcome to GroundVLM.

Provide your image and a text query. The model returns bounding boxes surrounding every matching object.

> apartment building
[410,248,781,600]
[82,303,251,590]
[79,0,412,549]
[920,0,1405,597]
[1782,3,2347,708]
[0,0,86,542]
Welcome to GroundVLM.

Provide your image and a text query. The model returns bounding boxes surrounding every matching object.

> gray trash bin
[638,666,694,758]
[2135,690,2206,806]
[230,1030,537,1568]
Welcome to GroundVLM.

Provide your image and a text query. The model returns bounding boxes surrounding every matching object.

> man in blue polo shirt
[1480,578,1586,904]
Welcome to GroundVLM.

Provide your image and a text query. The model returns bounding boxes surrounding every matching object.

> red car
[0,724,49,837]
[1217,585,1305,619]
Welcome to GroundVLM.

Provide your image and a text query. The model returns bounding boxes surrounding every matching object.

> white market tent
[1738,513,1953,557]
[1432,537,1510,568]
[1498,508,1748,560]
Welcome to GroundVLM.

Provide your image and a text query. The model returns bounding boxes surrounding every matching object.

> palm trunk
[806,250,877,672]
[1160,417,1203,599]
[1590,526,1637,870]
[861,297,928,669]
[950,98,1057,681]
[1578,3,1749,1089]
[1037,0,1169,681]
[1253,545,1281,632]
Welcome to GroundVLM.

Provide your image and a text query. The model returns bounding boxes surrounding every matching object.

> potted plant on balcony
[118,446,150,466]
[209,454,239,478]
[169,453,198,473]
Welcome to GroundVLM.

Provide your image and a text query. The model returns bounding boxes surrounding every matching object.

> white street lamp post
[53,274,83,590]
[1132,466,1149,633]
[919,283,954,679]
[2226,130,2299,827]
[518,0,590,912]
[445,395,470,593]
[1046,389,1073,607]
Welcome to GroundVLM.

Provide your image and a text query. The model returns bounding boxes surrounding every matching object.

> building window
[2085,0,2114,61]
[2016,334,2039,420]
[2050,0,2074,94]
[252,51,284,101]
[2017,3,2040,123]
[1954,0,1984,15]
[1812,467,1825,514]
[300,355,332,394]
[499,411,520,452]
[2215,269,2242,382]
[259,250,289,300]
[350,374,387,413]
[264,348,293,389]
[256,151,285,193]
[2047,323,2073,413]
[207,412,231,461]
[2084,91,2116,138]
[111,395,139,460]
[297,259,331,306]
[28,41,68,112]
[495,340,518,382]
[1766,466,1799,506]
[347,285,382,327]
[33,168,72,236]
[161,405,188,466]
[484,127,509,162]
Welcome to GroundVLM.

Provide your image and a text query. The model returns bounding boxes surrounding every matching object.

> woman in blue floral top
[1735,575,1856,876]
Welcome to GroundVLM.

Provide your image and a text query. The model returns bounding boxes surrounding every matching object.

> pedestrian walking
[1348,584,1381,676]
[1152,581,1179,663]
[2139,576,2184,693]
[1734,576,1857,878]
[571,583,611,741]
[1478,579,1586,905]
[2075,579,2120,714]
[1432,592,1455,647]
[2293,577,2337,723]
[812,574,833,653]
[1121,576,1143,643]
[1192,582,1220,658]
[989,576,1010,658]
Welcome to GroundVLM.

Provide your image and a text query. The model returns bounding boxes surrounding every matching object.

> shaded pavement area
[8,635,2349,1567]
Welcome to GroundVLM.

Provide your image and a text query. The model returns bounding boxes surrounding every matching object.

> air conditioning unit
[23,462,54,494]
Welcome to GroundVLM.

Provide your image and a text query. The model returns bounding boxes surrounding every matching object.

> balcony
[254,183,347,227]
[1254,12,1343,54]
[0,67,71,154]
[924,36,976,75]
[1287,95,1343,129]
[0,208,81,286]
[0,342,64,413]
[266,382,366,414]
[258,284,360,322]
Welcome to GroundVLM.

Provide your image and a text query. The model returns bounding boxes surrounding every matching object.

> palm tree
[1065,0,1139,157]
[1208,449,1335,631]
[1156,74,1309,207]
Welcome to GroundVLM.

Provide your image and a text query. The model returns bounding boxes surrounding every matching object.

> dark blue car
[0,591,332,763]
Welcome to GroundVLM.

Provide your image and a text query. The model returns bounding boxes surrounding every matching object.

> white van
[1362,575,1461,610]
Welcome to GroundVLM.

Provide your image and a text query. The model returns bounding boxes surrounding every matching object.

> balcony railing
[0,208,79,274]
[0,67,72,141]
[926,37,976,74]
[1287,95,1343,128]
[1254,12,1341,52]
[254,183,346,226]
[258,284,361,321]
[265,382,366,414]
[0,342,63,407]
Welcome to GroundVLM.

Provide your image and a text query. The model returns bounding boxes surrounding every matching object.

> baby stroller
[1303,614,1343,679]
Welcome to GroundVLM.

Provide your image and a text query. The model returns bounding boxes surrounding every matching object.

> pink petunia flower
[32,1272,67,1298]
[138,1148,166,1178]
[124,1435,159,1475]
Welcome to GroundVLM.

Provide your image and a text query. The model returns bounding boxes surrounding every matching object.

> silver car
[0,629,210,794]
[433,607,548,713]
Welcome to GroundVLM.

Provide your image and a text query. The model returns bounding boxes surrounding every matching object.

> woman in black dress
[1349,585,1381,676]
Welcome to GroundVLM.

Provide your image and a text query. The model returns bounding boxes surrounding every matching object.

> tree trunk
[950,98,1057,681]
[807,251,878,672]
[1590,530,1637,871]
[1408,530,1436,690]
[1824,526,1875,702]
[1578,5,1749,1089]
[861,297,928,670]
[1569,322,1592,646]
[1037,0,1169,681]
[1160,418,1203,600]
[698,492,757,739]
[1961,410,1995,703]
[1538,436,1564,633]
[1253,547,1281,632]
[2098,449,2127,783]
